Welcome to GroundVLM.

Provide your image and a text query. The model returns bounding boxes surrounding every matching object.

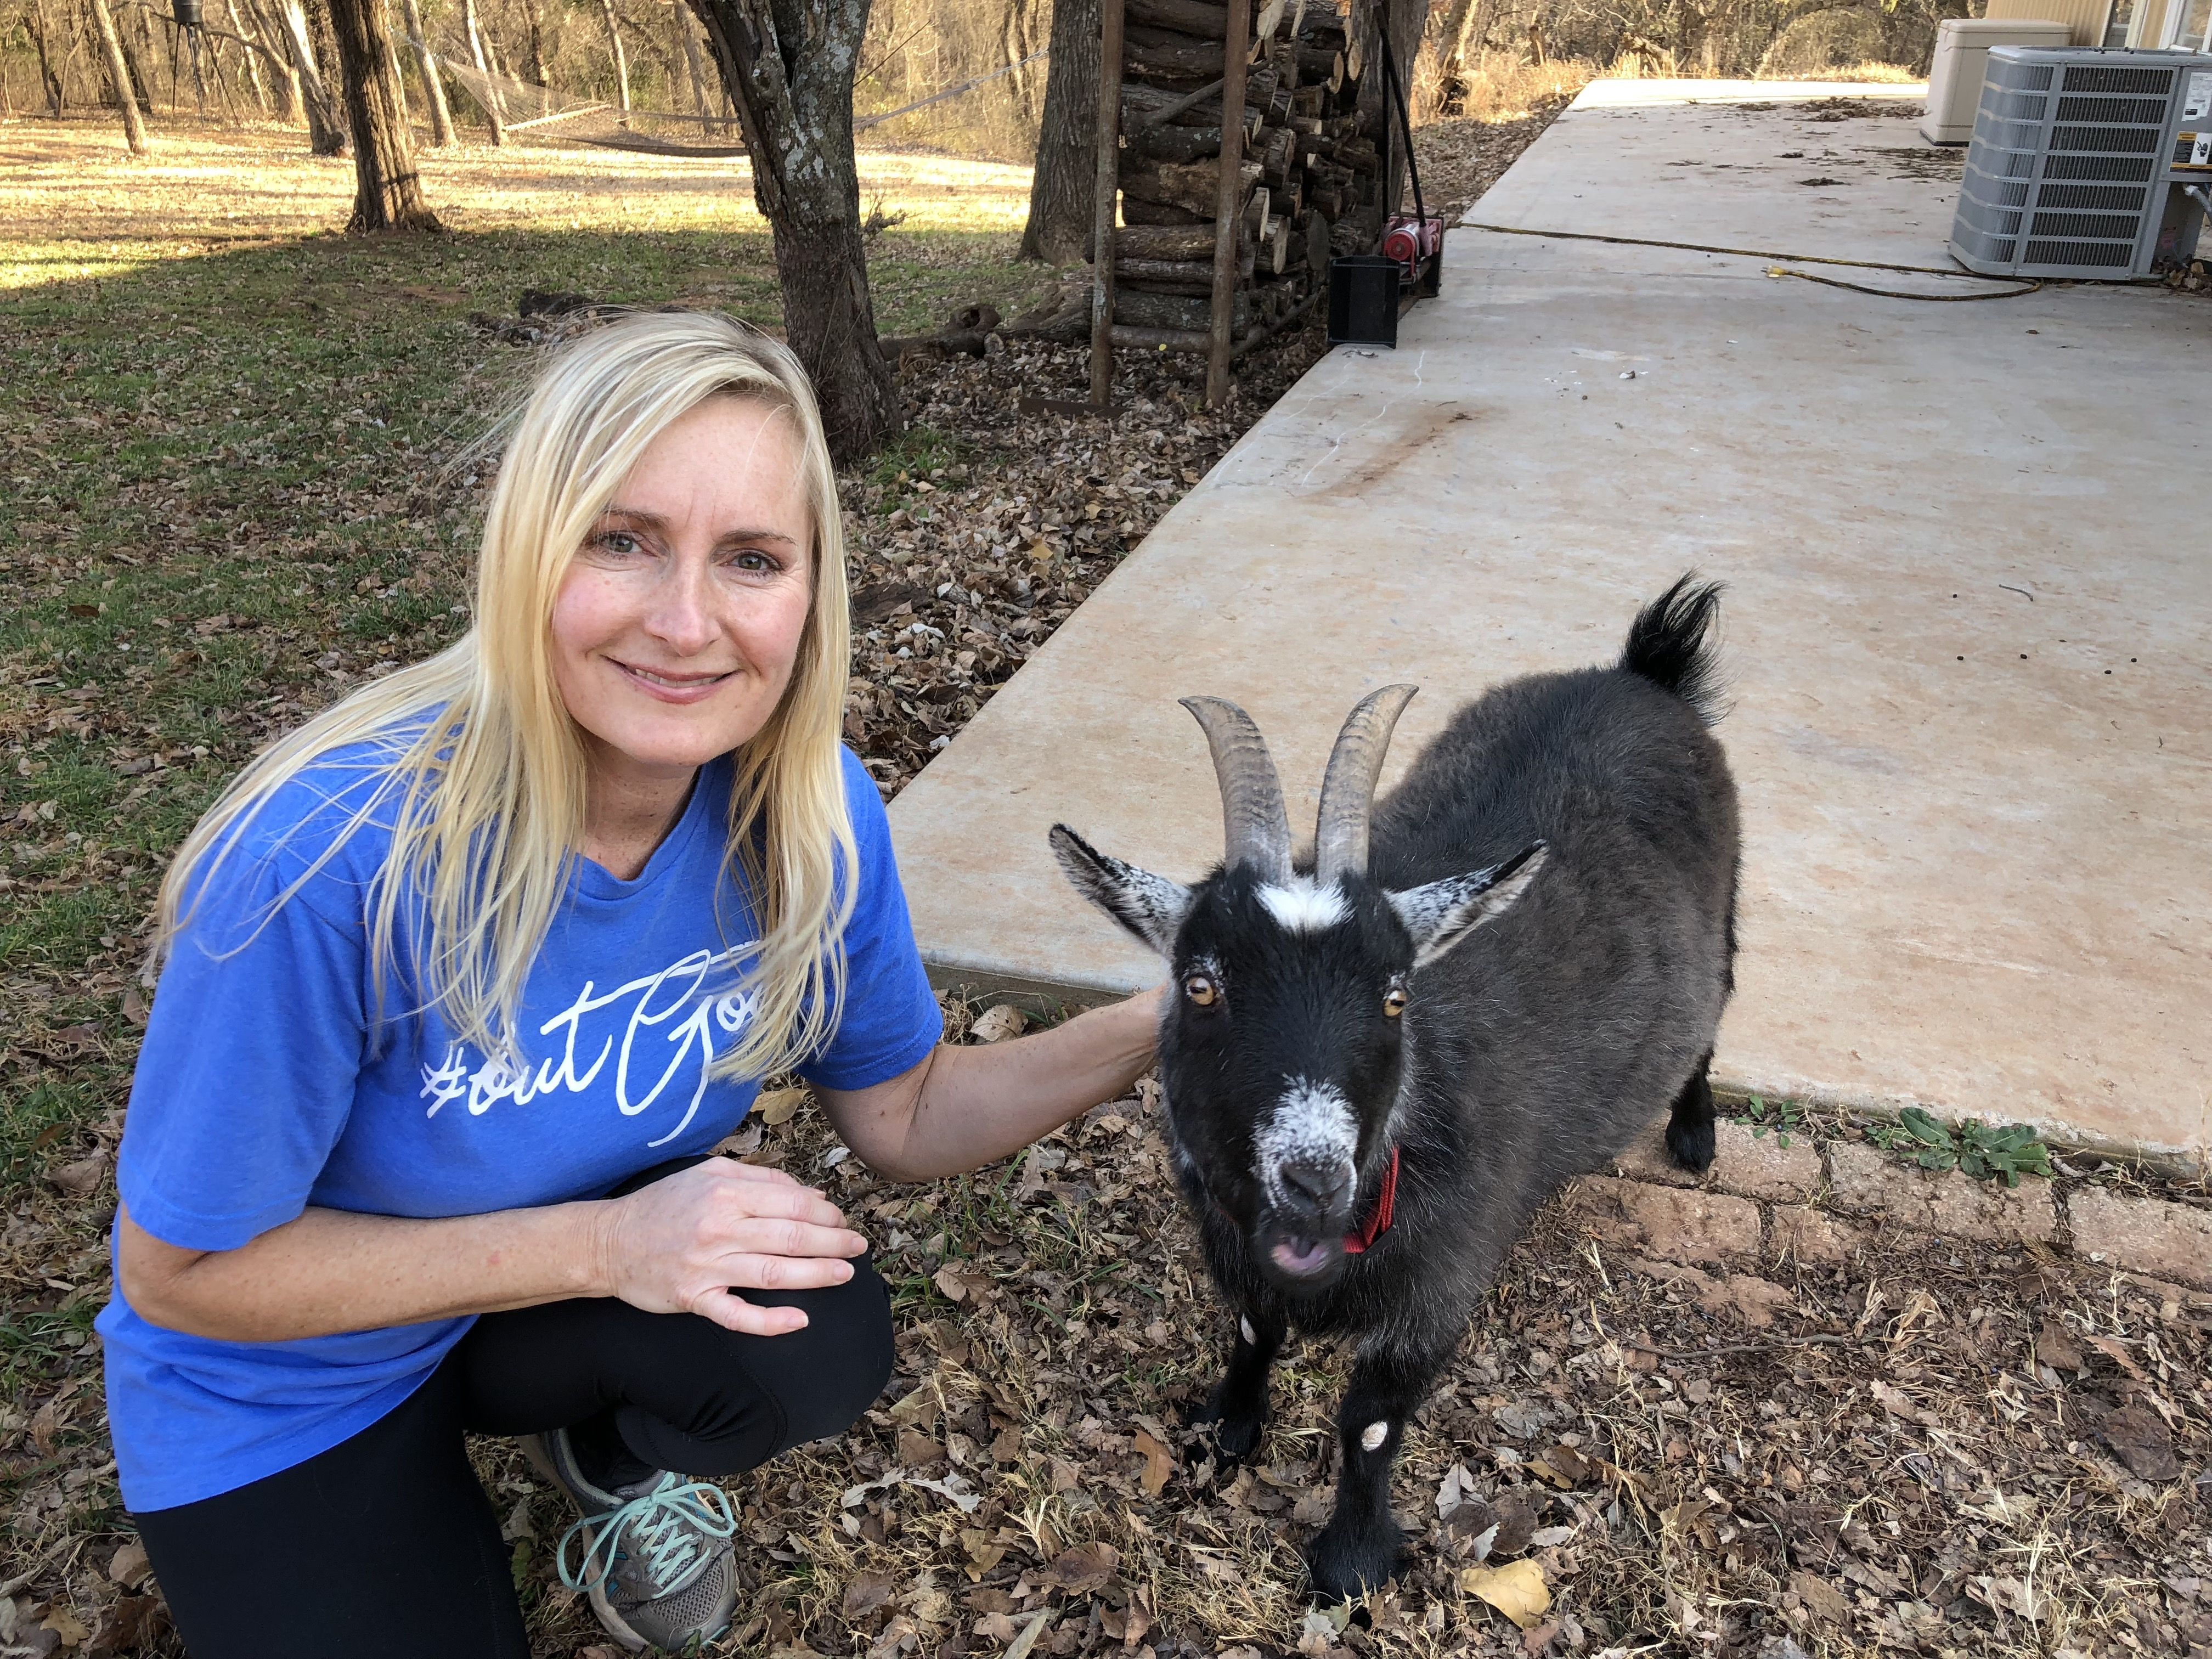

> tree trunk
[275,0,346,148]
[247,0,302,118]
[399,0,453,143]
[29,0,65,115]
[461,0,504,140]
[378,0,408,123]
[522,0,548,94]
[87,0,148,148]
[688,0,899,461]
[226,0,274,111]
[1019,0,1097,262]
[598,0,630,117]
[675,1,711,122]
[325,0,439,229]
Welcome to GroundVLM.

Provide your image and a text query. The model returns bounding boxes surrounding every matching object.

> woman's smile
[610,658,741,703]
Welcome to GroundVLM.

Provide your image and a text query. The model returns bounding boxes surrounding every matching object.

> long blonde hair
[156,311,857,1083]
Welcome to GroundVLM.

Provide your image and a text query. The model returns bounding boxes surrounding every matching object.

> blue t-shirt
[99,739,942,1513]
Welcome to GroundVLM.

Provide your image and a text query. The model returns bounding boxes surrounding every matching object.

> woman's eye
[592,531,643,558]
[1183,974,1218,1008]
[1383,986,1407,1018]
[731,549,780,575]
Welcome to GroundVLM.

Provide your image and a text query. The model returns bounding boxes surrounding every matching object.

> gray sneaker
[524,1428,740,1654]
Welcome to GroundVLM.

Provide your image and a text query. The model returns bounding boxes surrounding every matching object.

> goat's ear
[1388,842,1548,968]
[1048,825,1193,956]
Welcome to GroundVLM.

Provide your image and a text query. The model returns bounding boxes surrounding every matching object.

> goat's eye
[1383,986,1408,1018]
[1183,973,1219,1008]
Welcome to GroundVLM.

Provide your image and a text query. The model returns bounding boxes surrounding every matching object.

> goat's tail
[1621,574,1726,725]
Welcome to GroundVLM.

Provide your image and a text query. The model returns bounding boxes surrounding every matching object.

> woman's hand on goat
[590,1158,867,1335]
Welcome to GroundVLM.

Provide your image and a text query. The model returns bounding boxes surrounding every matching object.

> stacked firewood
[1106,0,1386,346]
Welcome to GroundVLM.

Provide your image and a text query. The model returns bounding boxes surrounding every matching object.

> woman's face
[551,396,815,794]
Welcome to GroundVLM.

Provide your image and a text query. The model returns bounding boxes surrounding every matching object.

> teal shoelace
[557,1473,738,1597]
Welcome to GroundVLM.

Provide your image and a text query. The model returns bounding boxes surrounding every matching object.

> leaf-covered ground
[5,110,2208,1659]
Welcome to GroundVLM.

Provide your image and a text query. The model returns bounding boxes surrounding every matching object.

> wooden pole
[1088,0,1124,409]
[1205,0,1250,407]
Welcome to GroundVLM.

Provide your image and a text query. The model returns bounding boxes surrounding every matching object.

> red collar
[1341,1147,1401,1255]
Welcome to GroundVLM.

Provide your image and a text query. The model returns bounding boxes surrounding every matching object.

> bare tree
[27,0,65,114]
[225,0,273,110]
[272,0,347,149]
[461,0,504,139]
[397,0,453,141]
[1018,0,1097,263]
[598,0,629,117]
[87,0,147,148]
[245,0,301,117]
[325,0,439,229]
[687,0,900,461]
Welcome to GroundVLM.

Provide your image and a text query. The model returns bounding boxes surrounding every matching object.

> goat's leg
[1191,1305,1285,1464]
[1306,1340,1448,1602]
[1664,1047,1717,1173]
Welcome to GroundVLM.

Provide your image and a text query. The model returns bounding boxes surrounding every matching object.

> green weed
[1866,1106,2053,1187]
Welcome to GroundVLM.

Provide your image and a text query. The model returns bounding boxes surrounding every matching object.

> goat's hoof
[1665,1115,1716,1173]
[1190,1388,1267,1464]
[1305,1517,1403,1603]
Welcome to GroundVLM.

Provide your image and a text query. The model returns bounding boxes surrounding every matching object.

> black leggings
[132,1251,893,1658]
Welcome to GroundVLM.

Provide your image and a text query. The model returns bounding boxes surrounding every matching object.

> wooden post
[1088,0,1124,409]
[1205,0,1251,407]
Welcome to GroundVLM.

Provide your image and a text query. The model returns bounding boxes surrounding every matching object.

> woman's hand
[589,1158,868,1335]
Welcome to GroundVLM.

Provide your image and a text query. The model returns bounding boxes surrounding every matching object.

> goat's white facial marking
[1360,1420,1390,1452]
[1257,877,1350,935]
[1239,1315,1258,1345]
[1255,1077,1358,1209]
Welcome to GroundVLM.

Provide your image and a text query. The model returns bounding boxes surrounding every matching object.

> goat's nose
[1279,1160,1352,1213]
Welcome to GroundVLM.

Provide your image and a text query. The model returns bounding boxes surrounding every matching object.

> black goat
[1051,578,1740,1601]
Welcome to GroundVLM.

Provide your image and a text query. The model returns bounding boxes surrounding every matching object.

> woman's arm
[116,1158,869,1344]
[816,988,1163,1183]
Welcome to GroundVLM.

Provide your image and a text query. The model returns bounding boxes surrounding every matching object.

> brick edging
[1587,1118,2212,1295]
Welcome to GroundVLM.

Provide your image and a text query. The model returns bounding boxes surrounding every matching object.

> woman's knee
[754,1252,894,1451]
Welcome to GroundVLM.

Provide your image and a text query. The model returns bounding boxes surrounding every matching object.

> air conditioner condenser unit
[1950,45,2212,279]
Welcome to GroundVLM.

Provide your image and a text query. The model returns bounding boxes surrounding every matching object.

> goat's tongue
[1270,1236,1331,1276]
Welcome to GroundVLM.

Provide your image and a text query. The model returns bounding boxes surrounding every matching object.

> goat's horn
[1313,684,1419,884]
[1180,696,1293,884]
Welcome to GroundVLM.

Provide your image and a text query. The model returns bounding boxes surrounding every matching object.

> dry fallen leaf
[755,1086,809,1127]
[41,1605,92,1645]
[1041,1542,1120,1593]
[1459,1558,1551,1629]
[1002,1609,1054,1659]
[106,1539,151,1588]
[842,1572,896,1620]
[1790,1569,1849,1624]
[48,1152,107,1196]
[1133,1427,1176,1497]
[969,1003,1028,1043]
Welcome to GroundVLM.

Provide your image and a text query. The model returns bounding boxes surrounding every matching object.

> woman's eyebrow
[597,506,799,548]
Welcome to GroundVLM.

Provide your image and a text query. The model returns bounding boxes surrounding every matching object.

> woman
[100,312,1160,1657]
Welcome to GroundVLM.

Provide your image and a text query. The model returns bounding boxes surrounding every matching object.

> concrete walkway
[889,80,2212,1170]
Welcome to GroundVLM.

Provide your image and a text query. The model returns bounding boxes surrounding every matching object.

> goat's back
[1369,663,1739,1208]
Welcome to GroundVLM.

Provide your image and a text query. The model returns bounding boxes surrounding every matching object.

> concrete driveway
[888,80,2212,1169]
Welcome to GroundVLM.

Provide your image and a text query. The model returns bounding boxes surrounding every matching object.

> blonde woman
[100,312,1160,1658]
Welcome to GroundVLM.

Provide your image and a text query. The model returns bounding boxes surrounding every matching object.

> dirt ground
[4,98,2208,1659]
